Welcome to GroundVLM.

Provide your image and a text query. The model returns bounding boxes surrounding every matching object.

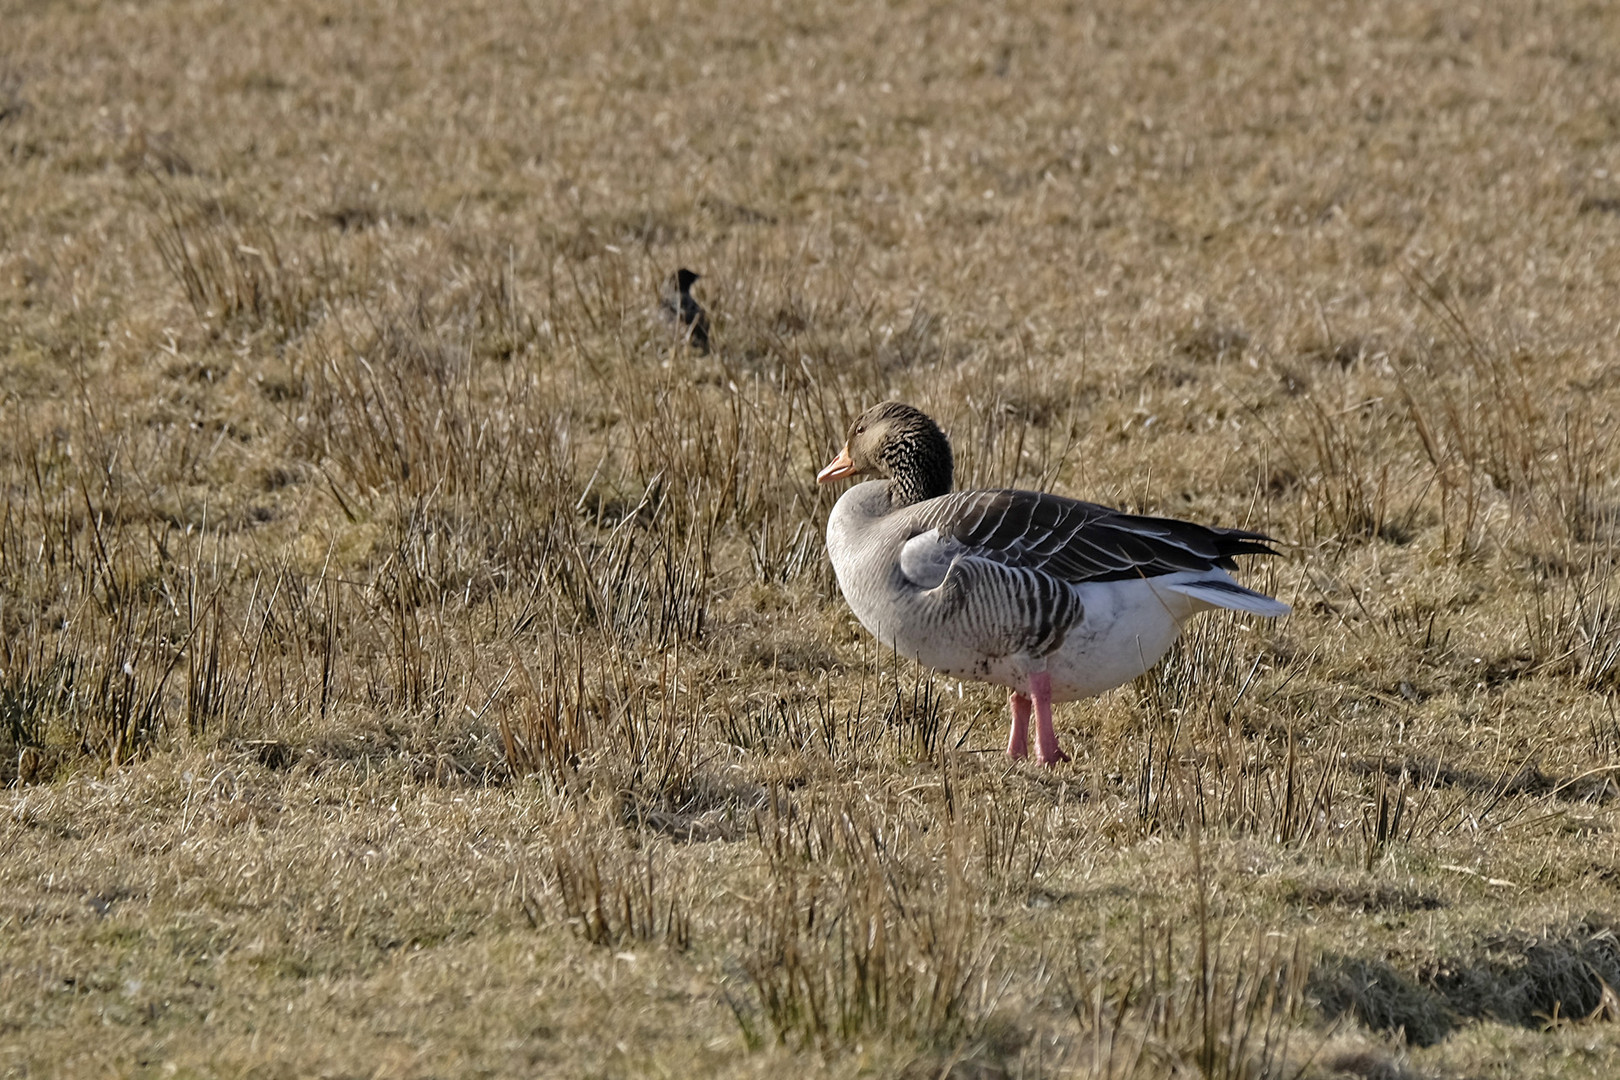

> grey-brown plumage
[818,401,1289,765]
[822,402,1281,581]
[659,268,710,353]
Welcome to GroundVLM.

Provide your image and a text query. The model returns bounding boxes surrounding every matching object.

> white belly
[1041,579,1191,701]
[843,573,1198,703]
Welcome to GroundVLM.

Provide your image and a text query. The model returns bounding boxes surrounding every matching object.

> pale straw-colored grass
[3,1,1620,1075]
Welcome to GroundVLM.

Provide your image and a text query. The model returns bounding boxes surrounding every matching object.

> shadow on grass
[1351,755,1620,805]
[1312,919,1620,1046]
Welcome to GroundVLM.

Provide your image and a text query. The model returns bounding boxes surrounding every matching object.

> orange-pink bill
[816,445,857,484]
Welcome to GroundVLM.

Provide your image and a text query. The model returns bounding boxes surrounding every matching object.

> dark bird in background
[659,268,710,353]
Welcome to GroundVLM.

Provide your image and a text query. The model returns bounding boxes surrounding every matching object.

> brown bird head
[817,401,953,505]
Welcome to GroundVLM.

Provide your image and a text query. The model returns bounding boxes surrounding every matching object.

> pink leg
[1031,671,1069,766]
[1006,691,1031,759]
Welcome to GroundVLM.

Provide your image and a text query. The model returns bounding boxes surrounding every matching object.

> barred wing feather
[913,489,1281,585]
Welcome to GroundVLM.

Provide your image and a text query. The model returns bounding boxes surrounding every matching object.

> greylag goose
[818,402,1289,766]
[659,268,710,353]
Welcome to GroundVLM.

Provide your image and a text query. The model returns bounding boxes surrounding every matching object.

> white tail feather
[1164,580,1291,618]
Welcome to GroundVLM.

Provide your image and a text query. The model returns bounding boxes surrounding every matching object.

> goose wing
[899,488,1279,588]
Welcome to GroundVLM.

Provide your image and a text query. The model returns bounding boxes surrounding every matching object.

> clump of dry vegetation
[3,1,1620,1076]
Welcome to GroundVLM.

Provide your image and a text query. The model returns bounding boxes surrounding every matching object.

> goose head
[816,401,953,507]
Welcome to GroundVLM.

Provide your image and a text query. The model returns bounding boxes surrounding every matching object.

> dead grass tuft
[733,808,997,1053]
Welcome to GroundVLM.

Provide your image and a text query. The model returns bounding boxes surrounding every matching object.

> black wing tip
[1209,525,1286,560]
[1115,513,1287,557]
[1116,516,1286,570]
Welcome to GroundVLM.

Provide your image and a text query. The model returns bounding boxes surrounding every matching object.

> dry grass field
[4,0,1620,1075]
